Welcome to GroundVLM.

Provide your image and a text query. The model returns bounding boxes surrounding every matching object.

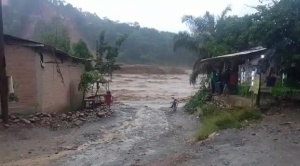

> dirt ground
[1,73,300,166]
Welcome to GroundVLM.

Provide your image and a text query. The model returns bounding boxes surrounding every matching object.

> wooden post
[0,0,9,123]
[255,73,261,106]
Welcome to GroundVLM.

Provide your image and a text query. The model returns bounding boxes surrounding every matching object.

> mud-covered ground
[1,73,300,166]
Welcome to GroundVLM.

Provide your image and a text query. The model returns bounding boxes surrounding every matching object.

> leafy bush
[238,84,250,97]
[184,88,210,113]
[200,103,218,117]
[232,108,262,122]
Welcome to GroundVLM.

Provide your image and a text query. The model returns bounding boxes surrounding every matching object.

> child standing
[105,91,113,108]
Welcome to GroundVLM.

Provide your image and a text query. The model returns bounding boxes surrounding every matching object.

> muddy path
[1,103,198,166]
[49,102,198,166]
[1,73,199,166]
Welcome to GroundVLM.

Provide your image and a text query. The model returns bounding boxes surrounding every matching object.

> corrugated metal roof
[4,34,91,62]
[201,47,267,63]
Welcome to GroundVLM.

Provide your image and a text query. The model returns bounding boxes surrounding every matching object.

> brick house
[3,35,86,114]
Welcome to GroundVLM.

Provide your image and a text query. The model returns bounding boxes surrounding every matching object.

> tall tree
[35,17,71,53]
[72,39,93,59]
[174,6,233,84]
[95,31,128,78]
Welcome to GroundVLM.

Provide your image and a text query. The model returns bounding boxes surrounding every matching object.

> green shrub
[201,103,218,117]
[184,88,210,114]
[196,106,262,140]
[212,113,241,129]
[238,83,250,97]
[232,108,262,122]
[196,122,218,140]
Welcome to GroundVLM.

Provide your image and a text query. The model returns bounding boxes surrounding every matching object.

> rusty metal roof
[4,34,91,62]
[201,47,267,63]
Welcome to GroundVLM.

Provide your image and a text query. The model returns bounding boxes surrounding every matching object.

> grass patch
[196,106,262,140]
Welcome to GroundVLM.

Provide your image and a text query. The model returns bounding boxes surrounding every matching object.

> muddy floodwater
[104,74,198,103]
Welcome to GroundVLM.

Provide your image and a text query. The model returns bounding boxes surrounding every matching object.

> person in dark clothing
[222,68,230,96]
[209,70,216,94]
[216,69,223,95]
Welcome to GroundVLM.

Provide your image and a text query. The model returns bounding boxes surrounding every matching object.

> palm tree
[174,6,231,85]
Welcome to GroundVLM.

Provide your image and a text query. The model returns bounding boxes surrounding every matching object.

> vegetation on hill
[3,0,195,66]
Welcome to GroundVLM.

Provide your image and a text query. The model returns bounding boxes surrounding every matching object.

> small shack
[194,47,281,96]
[1,35,87,114]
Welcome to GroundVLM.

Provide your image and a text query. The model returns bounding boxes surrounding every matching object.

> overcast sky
[66,0,260,32]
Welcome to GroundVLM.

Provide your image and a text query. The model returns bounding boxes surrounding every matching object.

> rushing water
[108,74,198,103]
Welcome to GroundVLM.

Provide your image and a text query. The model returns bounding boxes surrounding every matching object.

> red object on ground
[105,92,113,107]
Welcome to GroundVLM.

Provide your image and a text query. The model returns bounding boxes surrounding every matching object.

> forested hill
[3,0,195,66]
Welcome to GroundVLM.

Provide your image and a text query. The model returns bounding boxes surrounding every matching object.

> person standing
[105,91,113,108]
[222,68,231,96]
[209,70,216,94]
[216,69,223,95]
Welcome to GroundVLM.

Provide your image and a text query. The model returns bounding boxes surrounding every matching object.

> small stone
[36,112,42,116]
[29,118,36,123]
[208,132,218,139]
[223,161,230,165]
[21,118,31,124]
[79,113,85,117]
[97,112,106,118]
[293,141,299,144]
[29,115,34,118]
[273,138,278,141]
[79,118,86,121]
[252,133,256,136]
[13,119,20,123]
[74,120,82,126]
[10,115,17,120]
[61,114,67,118]
[280,122,294,125]
[4,124,10,128]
